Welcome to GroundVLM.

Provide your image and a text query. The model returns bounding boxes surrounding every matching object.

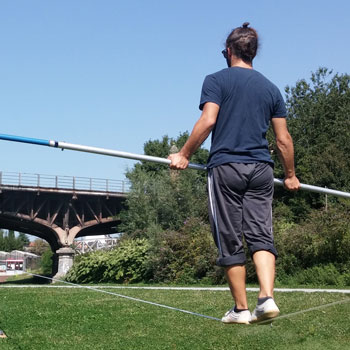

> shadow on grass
[1,274,51,285]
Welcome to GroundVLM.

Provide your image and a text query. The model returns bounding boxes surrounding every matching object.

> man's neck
[230,57,253,69]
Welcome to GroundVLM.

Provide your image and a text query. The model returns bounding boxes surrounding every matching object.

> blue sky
[1,0,349,182]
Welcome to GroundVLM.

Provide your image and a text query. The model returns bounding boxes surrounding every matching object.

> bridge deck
[0,171,130,197]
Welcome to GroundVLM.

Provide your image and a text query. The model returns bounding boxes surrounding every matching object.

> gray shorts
[207,162,277,267]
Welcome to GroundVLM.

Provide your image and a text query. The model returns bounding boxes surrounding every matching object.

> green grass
[0,282,349,350]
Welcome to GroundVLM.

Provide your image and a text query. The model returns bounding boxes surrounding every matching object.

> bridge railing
[73,237,119,254]
[0,171,130,194]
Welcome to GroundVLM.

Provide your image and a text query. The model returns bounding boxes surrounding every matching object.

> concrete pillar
[53,247,75,280]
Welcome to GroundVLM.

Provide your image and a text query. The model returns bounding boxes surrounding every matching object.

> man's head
[223,22,259,67]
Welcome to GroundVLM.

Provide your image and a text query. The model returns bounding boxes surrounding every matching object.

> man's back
[200,67,286,167]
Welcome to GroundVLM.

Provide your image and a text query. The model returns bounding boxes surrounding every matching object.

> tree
[0,230,4,251]
[7,230,17,250]
[0,230,30,251]
[17,233,30,249]
[40,248,53,275]
[120,132,209,237]
[27,239,50,256]
[268,68,350,218]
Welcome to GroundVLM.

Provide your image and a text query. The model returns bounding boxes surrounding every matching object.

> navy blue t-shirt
[199,67,286,168]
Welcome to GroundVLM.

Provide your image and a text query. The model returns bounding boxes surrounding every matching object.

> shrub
[276,264,350,287]
[40,248,53,275]
[65,238,151,284]
[103,238,151,283]
[294,264,349,286]
[65,250,109,283]
[274,203,350,273]
[145,218,219,284]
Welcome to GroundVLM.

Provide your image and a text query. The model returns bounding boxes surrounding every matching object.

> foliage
[40,248,53,275]
[145,217,219,284]
[120,132,209,236]
[65,238,151,284]
[17,233,30,248]
[0,230,30,251]
[27,239,50,256]
[274,202,350,286]
[103,238,151,283]
[137,132,209,175]
[268,68,350,219]
[114,133,225,284]
[278,204,350,267]
[276,263,350,287]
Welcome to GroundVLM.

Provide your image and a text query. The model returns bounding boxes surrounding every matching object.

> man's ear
[226,47,232,68]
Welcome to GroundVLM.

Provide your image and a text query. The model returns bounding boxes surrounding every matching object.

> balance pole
[0,133,349,199]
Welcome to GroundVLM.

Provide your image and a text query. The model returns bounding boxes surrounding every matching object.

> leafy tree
[7,230,17,250]
[269,68,350,219]
[0,230,4,250]
[138,132,209,175]
[40,248,53,275]
[0,230,29,251]
[120,132,209,237]
[27,239,50,256]
[17,233,30,249]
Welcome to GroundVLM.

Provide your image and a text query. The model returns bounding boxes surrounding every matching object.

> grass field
[0,279,349,350]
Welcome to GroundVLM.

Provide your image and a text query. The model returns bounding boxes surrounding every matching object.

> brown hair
[225,22,258,64]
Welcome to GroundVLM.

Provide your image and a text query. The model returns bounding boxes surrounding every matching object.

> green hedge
[144,218,221,284]
[276,264,350,287]
[66,204,350,287]
[65,238,151,284]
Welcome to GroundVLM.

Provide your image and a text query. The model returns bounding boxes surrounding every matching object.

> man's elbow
[205,118,217,129]
[199,114,216,131]
[276,133,293,151]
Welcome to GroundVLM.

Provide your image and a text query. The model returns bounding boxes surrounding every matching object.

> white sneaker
[221,308,251,324]
[0,330,7,338]
[250,298,280,323]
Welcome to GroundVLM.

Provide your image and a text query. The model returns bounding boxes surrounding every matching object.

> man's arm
[271,118,300,191]
[168,102,219,169]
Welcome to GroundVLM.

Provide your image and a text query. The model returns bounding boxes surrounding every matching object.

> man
[168,23,300,324]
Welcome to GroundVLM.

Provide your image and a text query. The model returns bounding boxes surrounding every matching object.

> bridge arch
[0,172,128,277]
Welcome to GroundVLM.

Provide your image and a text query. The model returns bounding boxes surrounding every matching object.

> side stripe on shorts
[207,169,223,256]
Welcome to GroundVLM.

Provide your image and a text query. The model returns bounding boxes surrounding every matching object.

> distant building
[0,250,40,275]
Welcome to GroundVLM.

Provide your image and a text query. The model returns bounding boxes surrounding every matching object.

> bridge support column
[53,247,75,280]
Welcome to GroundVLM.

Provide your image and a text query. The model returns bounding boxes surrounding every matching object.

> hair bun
[242,22,250,28]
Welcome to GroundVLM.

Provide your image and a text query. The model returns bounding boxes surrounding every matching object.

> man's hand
[284,175,300,191]
[168,153,189,170]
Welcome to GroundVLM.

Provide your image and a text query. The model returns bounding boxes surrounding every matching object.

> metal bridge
[0,171,130,195]
[0,171,129,277]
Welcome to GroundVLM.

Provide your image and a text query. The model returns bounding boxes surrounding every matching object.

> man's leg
[242,163,276,298]
[207,165,252,324]
[250,250,279,322]
[252,250,275,298]
[225,264,248,309]
[242,163,279,322]
[221,264,251,324]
